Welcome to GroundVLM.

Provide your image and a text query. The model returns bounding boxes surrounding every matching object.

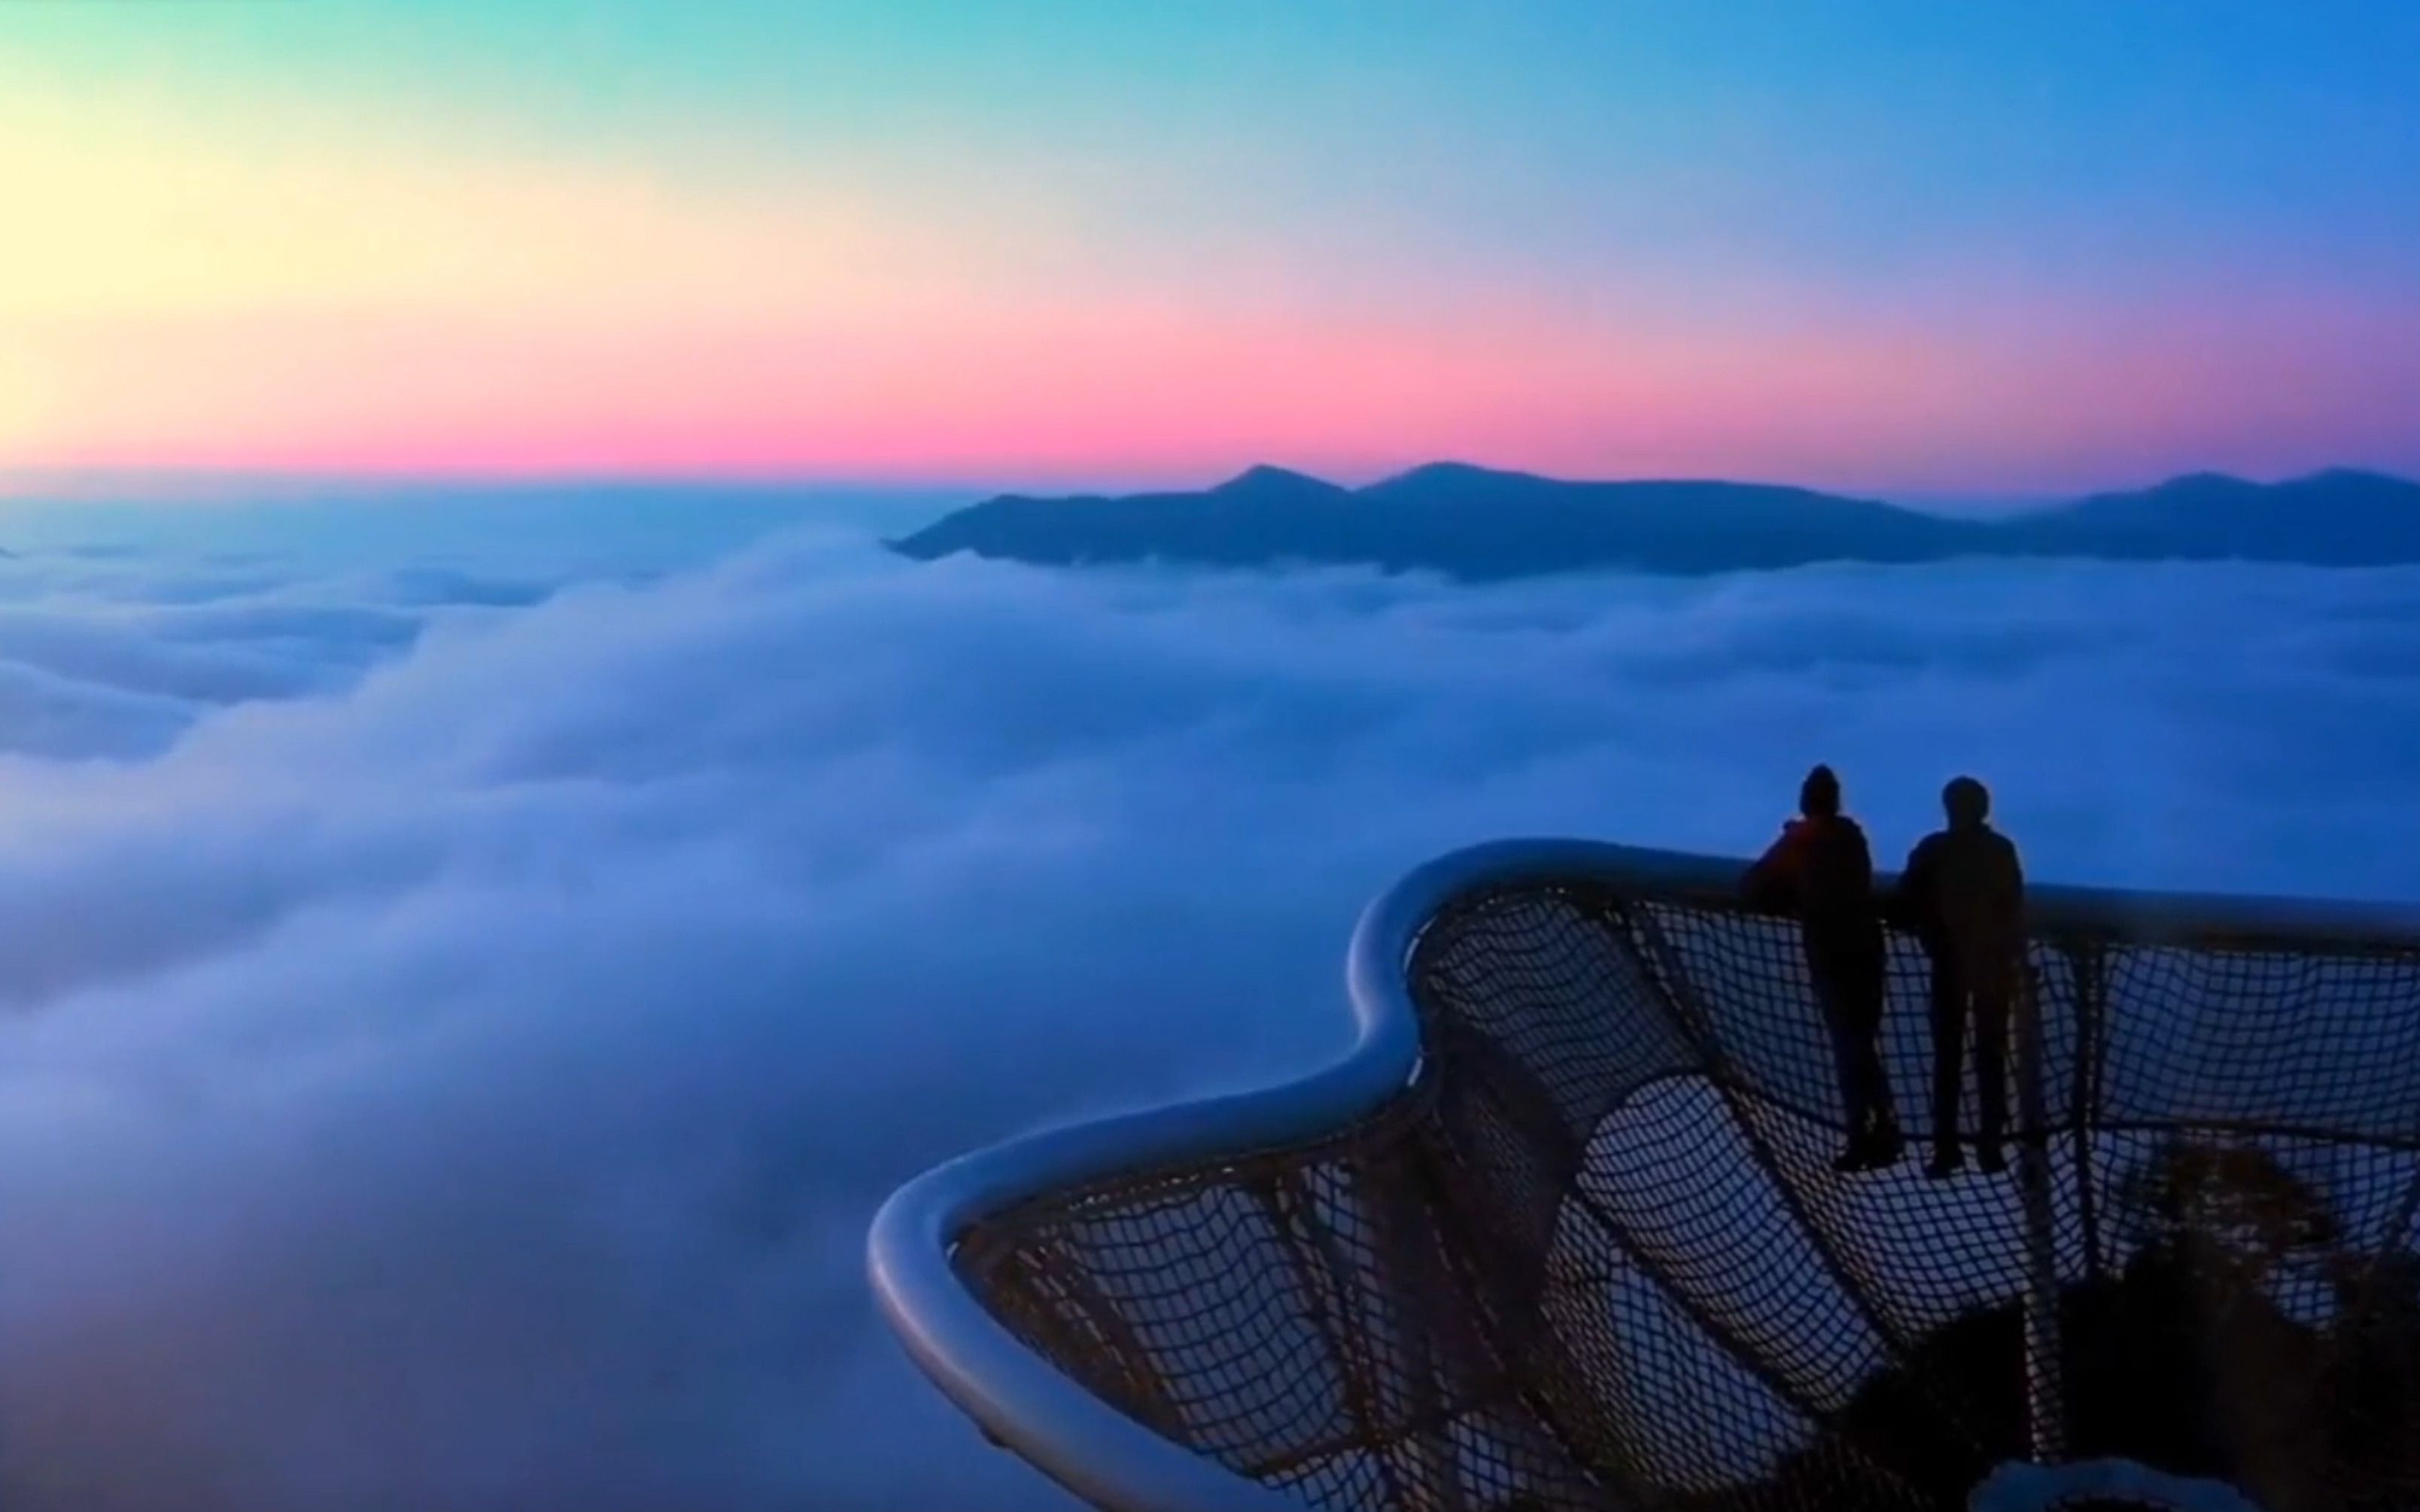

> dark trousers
[1813,958,1894,1137]
[1929,960,2010,1147]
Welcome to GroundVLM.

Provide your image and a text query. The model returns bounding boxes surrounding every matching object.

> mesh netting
[953,876,2420,1512]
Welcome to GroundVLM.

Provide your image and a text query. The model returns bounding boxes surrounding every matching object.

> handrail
[865,838,2420,1512]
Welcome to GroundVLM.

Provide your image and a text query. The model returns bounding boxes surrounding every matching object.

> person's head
[1799,764,1841,818]
[1943,776,1990,828]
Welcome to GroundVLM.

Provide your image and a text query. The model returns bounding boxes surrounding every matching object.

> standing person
[1899,776,2026,1179]
[1744,764,1903,1173]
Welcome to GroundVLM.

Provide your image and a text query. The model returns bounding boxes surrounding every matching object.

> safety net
[949,870,2420,1512]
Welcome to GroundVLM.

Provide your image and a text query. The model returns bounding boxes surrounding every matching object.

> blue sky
[8,0,2418,489]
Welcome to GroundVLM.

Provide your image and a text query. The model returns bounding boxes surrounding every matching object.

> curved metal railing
[868,839,2420,1512]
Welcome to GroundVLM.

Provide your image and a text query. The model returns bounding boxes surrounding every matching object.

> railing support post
[2014,959,2066,1464]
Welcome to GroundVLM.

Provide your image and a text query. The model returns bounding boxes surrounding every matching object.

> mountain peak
[1363,460,1543,496]
[2296,466,2401,487]
[1376,460,1512,485]
[1208,464,1341,498]
[2149,471,2256,493]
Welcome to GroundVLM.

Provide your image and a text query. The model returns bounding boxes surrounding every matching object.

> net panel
[953,876,2420,1512]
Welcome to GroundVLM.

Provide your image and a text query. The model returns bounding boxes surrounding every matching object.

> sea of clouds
[0,488,2413,1510]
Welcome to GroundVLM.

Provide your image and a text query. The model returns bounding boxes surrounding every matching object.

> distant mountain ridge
[888,464,2420,579]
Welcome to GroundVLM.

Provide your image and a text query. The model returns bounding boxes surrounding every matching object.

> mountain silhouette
[1993,468,2420,566]
[888,464,2420,580]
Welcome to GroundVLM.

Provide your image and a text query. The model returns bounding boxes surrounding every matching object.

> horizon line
[1,459,2406,510]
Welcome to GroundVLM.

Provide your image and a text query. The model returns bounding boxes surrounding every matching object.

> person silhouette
[1898,776,2026,1179]
[1744,764,1902,1172]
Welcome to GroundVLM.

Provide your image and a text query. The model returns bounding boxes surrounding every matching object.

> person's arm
[1893,836,1935,931]
[1742,821,1804,909]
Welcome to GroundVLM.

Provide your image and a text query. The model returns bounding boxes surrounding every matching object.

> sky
[0,496,2415,1507]
[4,7,2418,1499]
[7,0,2420,496]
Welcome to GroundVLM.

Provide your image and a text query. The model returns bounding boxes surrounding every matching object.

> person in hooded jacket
[1744,764,1903,1173]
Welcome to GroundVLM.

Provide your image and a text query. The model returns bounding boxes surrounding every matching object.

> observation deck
[870,840,2420,1512]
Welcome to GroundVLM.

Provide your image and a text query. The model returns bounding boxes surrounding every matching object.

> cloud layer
[0,502,2413,1510]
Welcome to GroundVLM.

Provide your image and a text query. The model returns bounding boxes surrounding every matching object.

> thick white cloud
[0,506,2412,1510]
